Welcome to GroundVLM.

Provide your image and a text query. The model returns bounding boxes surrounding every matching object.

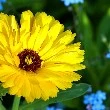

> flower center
[17,49,42,72]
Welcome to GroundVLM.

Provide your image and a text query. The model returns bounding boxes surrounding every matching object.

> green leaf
[0,85,8,110]
[19,83,90,110]
[97,8,110,50]
[0,84,8,98]
[77,11,99,60]
[0,101,6,110]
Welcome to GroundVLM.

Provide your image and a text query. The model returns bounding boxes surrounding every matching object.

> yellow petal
[35,12,53,27]
[39,81,58,100]
[36,68,81,83]
[9,74,24,95]
[52,81,72,90]
[0,32,8,48]
[10,15,19,45]
[20,10,34,49]
[46,50,84,64]
[39,21,64,56]
[20,76,31,97]
[55,30,75,45]
[0,13,10,37]
[43,62,85,72]
[26,83,41,102]
[2,74,19,88]
[40,32,76,60]
[0,65,16,78]
[33,25,49,51]
[30,84,41,99]
[0,54,7,64]
[20,10,33,33]
[4,53,14,65]
[40,43,65,60]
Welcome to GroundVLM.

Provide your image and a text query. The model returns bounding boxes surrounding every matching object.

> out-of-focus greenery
[1,0,110,109]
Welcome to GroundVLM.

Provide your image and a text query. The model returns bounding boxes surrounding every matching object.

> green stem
[0,100,6,110]
[12,96,21,110]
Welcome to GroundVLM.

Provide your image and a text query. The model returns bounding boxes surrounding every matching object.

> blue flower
[47,107,55,110]
[86,104,92,110]
[83,90,106,110]
[46,107,63,110]
[0,0,6,2]
[0,0,6,11]
[83,94,96,105]
[96,90,106,100]
[46,103,64,110]
[92,103,105,110]
[61,0,84,6]
[105,52,110,59]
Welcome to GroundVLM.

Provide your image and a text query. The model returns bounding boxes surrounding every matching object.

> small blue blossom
[46,107,63,110]
[92,103,105,110]
[83,90,106,110]
[0,0,6,2]
[47,107,55,110]
[83,94,96,105]
[0,0,6,10]
[46,103,64,110]
[86,104,92,110]
[105,52,110,59]
[96,90,106,100]
[61,0,84,6]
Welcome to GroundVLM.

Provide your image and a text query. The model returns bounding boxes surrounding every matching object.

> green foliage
[3,0,45,16]
[0,85,8,110]
[0,101,6,110]
[78,10,99,60]
[97,8,110,51]
[0,85,8,98]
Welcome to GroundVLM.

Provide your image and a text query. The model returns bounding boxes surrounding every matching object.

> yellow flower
[0,10,85,102]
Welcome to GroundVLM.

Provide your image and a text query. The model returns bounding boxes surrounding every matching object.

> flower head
[83,94,96,105]
[83,90,106,110]
[96,90,106,100]
[0,10,85,102]
[61,0,84,6]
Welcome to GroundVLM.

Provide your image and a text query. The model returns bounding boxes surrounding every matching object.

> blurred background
[1,0,110,109]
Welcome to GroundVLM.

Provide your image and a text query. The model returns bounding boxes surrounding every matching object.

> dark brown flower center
[17,49,42,72]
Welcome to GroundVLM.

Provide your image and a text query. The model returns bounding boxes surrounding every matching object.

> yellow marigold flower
[0,10,85,102]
